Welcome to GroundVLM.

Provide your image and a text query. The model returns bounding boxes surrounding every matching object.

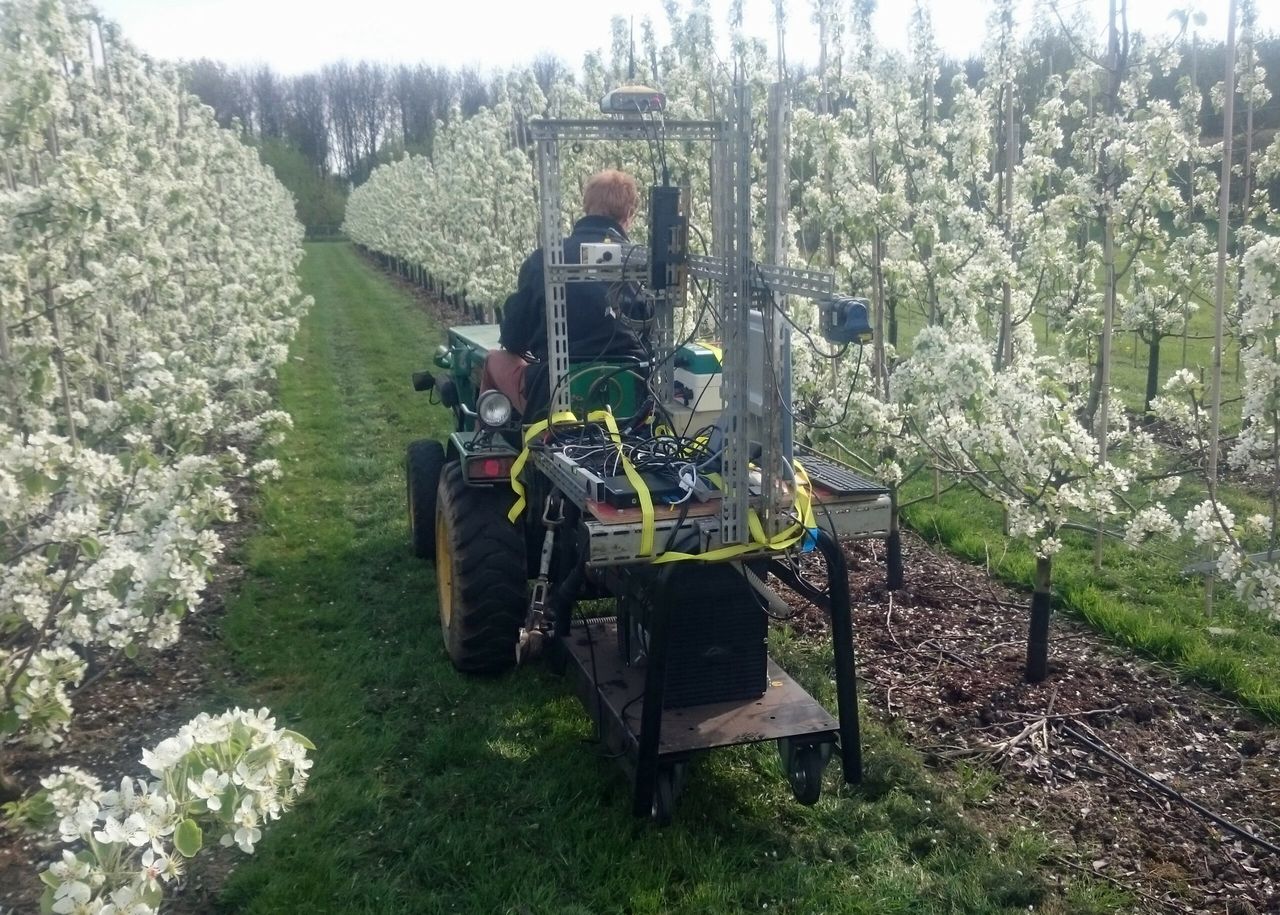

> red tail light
[468,455,514,481]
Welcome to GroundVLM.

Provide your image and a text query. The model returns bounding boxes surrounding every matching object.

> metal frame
[558,526,863,821]
[524,89,872,822]
[533,117,717,417]
[534,133,571,414]
[530,119,722,142]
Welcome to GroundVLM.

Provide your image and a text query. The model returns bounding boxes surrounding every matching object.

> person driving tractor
[481,169,649,416]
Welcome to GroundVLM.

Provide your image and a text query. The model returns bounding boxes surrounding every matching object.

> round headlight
[476,390,513,428]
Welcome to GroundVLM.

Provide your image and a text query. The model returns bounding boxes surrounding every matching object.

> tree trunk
[887,489,903,590]
[1144,329,1161,417]
[1026,555,1053,683]
[1093,0,1121,570]
[998,79,1016,368]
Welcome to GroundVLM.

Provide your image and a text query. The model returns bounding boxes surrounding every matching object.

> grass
[210,242,1118,913]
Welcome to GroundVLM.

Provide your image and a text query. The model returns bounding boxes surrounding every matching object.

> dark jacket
[499,215,647,362]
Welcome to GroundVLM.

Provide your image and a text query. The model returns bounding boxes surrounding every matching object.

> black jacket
[499,215,647,362]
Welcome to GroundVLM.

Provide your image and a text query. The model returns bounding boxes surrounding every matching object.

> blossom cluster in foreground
[17,708,314,915]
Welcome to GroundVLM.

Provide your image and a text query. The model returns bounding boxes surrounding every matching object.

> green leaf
[79,537,102,559]
[0,710,20,735]
[39,885,55,915]
[281,729,316,751]
[218,785,238,818]
[174,818,203,857]
[123,643,139,660]
[140,885,164,907]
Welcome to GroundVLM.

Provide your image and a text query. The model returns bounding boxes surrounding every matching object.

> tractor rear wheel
[407,440,446,560]
[434,461,527,673]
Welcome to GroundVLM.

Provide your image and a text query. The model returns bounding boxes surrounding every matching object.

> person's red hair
[582,170,639,224]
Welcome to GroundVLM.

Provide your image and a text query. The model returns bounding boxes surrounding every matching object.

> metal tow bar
[517,494,563,663]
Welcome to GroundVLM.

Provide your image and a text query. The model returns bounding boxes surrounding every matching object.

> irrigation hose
[1060,723,1280,858]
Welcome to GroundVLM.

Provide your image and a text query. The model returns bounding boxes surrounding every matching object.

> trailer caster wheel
[780,740,828,806]
[649,762,686,827]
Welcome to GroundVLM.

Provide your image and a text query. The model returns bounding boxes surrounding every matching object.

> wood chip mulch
[775,531,1280,914]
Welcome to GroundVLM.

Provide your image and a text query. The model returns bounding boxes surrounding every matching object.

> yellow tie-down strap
[652,462,818,564]
[507,409,655,556]
[509,414,818,564]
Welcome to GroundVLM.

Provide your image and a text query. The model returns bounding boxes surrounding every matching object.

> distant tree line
[181,21,1280,230]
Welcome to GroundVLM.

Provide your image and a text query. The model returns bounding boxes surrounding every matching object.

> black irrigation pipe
[1060,722,1280,858]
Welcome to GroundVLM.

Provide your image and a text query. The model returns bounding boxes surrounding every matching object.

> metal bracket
[688,255,835,301]
[530,119,723,142]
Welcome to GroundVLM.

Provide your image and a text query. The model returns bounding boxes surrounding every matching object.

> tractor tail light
[468,455,514,481]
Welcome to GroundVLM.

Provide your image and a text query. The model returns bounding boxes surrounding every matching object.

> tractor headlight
[476,390,514,428]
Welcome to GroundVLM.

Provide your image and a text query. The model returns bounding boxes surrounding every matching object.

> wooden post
[1093,0,1120,570]
[1206,0,1238,616]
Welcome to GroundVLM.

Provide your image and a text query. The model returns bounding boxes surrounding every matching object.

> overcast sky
[92,0,1269,76]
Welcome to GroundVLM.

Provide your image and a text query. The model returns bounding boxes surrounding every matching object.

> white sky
[92,0,1270,76]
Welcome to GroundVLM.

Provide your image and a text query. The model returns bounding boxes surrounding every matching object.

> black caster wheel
[649,762,688,826]
[779,739,829,806]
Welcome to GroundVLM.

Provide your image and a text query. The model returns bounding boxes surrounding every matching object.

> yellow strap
[509,418,815,566]
[593,409,654,556]
[506,410,578,522]
[653,460,816,564]
[507,408,654,557]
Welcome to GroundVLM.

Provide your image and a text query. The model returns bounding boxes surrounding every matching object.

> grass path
[212,243,1117,914]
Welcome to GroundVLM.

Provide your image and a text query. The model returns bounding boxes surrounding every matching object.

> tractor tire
[434,461,527,673]
[407,440,446,560]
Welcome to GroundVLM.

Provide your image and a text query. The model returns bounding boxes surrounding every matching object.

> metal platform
[564,617,838,756]
[530,448,893,567]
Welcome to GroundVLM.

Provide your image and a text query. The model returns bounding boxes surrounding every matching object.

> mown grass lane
[213,242,1119,914]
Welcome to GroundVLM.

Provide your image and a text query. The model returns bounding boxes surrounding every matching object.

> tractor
[404,84,894,823]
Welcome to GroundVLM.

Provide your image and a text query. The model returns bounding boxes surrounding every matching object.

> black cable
[632,100,660,186]
[620,691,644,725]
[660,495,694,556]
[1061,723,1280,857]
[686,222,711,255]
[769,339,867,432]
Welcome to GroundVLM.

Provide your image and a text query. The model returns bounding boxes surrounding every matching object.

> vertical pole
[1207,0,1239,616]
[763,82,792,537]
[535,130,570,415]
[1094,0,1120,570]
[819,531,862,784]
[719,83,754,545]
[999,79,1016,368]
[631,570,672,818]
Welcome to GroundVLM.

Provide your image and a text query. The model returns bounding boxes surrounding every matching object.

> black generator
[616,562,767,708]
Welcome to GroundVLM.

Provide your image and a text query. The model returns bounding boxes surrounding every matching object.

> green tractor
[406,323,649,673]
